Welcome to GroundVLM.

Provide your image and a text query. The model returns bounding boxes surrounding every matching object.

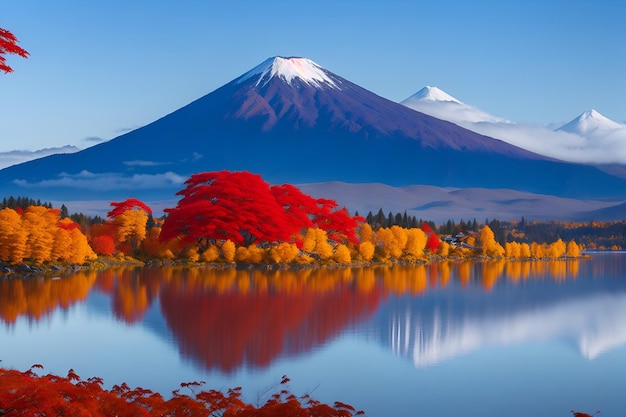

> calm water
[2,253,626,416]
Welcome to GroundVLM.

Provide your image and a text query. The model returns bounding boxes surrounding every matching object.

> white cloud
[123,160,172,167]
[466,121,626,164]
[13,170,186,190]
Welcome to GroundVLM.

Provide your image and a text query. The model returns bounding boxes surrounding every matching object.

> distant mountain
[1,56,625,209]
[401,86,510,124]
[402,87,626,165]
[0,145,80,170]
[297,182,625,223]
[557,109,626,138]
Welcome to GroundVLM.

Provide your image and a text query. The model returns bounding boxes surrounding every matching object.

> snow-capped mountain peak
[236,56,339,89]
[557,109,624,135]
[406,86,461,103]
[401,86,510,124]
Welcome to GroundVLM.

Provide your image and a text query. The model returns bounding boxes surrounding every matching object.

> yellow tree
[269,242,300,264]
[51,222,73,262]
[302,228,333,260]
[566,240,581,257]
[390,226,408,254]
[375,227,403,260]
[520,243,531,258]
[64,221,97,264]
[531,242,546,258]
[221,239,236,263]
[21,206,59,263]
[480,225,505,258]
[505,241,521,259]
[333,244,352,264]
[0,208,27,264]
[358,241,375,262]
[359,223,374,243]
[107,198,152,253]
[404,228,427,261]
[546,238,567,259]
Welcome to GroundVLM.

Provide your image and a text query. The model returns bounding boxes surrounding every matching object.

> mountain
[402,87,626,166]
[401,86,510,124]
[0,145,80,170]
[297,182,623,223]
[557,109,626,137]
[1,56,625,208]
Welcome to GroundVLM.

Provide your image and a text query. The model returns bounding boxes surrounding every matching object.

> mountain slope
[1,57,625,204]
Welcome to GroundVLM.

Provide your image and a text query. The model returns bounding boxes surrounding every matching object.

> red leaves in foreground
[0,365,364,417]
[571,411,601,417]
[0,27,29,74]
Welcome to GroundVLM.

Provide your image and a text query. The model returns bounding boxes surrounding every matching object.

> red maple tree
[107,198,153,217]
[160,171,363,251]
[0,27,29,74]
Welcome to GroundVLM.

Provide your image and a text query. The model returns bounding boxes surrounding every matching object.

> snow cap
[237,56,340,89]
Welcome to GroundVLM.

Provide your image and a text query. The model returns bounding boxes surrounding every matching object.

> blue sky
[1,0,625,153]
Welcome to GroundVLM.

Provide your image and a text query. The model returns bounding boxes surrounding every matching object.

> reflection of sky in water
[1,255,626,417]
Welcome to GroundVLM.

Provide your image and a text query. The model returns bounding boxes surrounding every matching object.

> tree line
[0,171,588,269]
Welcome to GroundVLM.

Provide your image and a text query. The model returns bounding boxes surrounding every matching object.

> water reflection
[0,271,97,324]
[158,267,384,372]
[2,256,625,374]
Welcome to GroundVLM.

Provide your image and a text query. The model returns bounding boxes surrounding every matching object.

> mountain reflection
[382,259,626,367]
[2,257,625,373]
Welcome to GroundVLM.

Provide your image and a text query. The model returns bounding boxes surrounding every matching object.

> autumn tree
[480,225,505,258]
[404,228,427,261]
[421,222,441,253]
[566,240,581,257]
[160,171,363,253]
[0,27,29,73]
[0,206,95,264]
[107,198,152,253]
[21,206,59,263]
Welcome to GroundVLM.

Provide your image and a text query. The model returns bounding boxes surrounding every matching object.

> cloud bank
[13,170,186,190]
[0,146,81,170]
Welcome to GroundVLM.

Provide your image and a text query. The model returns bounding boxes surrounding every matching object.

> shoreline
[0,252,597,280]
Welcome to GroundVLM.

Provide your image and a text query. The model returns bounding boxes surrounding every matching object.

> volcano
[1,56,625,204]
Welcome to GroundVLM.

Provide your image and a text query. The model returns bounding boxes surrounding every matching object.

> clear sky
[1,0,625,153]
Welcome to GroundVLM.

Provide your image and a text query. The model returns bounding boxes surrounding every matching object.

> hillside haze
[1,56,625,205]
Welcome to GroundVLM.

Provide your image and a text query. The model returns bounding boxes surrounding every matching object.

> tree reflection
[158,267,385,372]
[1,259,587,372]
[0,272,97,324]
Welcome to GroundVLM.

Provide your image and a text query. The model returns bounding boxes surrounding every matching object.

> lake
[2,253,626,416]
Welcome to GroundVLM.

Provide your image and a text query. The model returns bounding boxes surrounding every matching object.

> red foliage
[57,219,80,231]
[160,171,363,249]
[0,27,29,73]
[91,235,116,255]
[107,198,153,218]
[422,222,441,253]
[0,365,364,416]
[158,269,384,372]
